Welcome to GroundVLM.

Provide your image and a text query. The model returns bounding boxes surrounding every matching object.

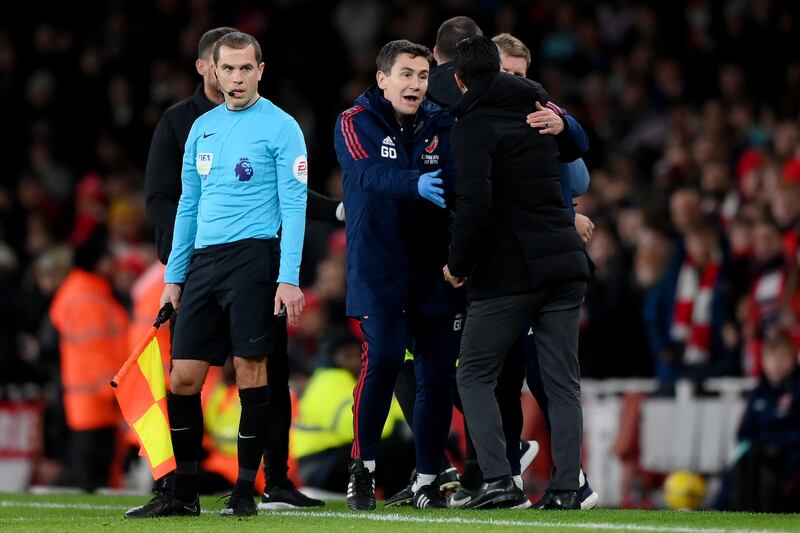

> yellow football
[664,470,706,510]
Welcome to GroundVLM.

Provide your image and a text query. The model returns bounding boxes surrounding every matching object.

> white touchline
[268,510,796,533]
[0,501,794,533]
[0,501,128,511]
[0,501,214,515]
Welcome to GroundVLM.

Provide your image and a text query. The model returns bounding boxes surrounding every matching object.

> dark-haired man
[130,32,307,518]
[139,26,328,514]
[145,26,238,266]
[334,39,459,511]
[426,15,483,109]
[445,36,590,509]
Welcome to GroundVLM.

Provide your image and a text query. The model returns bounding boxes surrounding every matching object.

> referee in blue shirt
[137,26,331,513]
[129,32,306,518]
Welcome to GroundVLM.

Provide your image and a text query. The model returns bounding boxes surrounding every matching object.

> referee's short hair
[198,27,238,59]
[213,31,263,64]
[376,40,432,74]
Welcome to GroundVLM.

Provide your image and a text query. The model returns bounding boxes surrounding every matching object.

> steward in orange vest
[49,235,129,491]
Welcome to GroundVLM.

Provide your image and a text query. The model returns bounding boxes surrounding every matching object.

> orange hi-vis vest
[50,269,129,431]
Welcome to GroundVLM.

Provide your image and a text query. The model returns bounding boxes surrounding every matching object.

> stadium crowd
[1,0,799,512]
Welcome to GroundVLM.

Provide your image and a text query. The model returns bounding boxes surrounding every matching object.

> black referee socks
[234,385,271,495]
[167,392,203,503]
[264,384,291,489]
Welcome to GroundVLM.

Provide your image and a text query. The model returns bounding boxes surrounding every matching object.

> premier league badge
[235,157,254,182]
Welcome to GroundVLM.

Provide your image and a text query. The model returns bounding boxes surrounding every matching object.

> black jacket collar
[427,62,461,110]
[192,84,217,113]
[455,72,547,118]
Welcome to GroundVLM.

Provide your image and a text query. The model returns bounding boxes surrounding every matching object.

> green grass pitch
[1,492,798,532]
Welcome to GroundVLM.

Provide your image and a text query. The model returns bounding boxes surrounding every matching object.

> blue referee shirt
[165,97,308,286]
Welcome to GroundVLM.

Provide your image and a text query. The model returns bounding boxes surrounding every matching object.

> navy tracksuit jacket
[334,86,459,474]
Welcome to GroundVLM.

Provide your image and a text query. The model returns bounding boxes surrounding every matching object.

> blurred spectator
[700,160,740,230]
[110,247,147,310]
[48,229,129,491]
[743,216,800,376]
[644,222,738,390]
[769,181,800,260]
[733,334,800,513]
[669,188,704,238]
[108,197,145,248]
[68,173,106,247]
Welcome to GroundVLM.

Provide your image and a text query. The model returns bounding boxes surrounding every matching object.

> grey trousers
[457,280,586,490]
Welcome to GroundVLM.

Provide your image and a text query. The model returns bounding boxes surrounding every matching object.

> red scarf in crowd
[671,255,721,365]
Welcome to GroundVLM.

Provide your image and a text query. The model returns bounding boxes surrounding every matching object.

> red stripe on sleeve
[342,106,369,160]
[546,101,564,115]
[340,113,360,161]
[345,116,369,160]
[347,108,369,159]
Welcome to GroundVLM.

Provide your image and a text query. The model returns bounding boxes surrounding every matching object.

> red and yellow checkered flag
[111,304,175,480]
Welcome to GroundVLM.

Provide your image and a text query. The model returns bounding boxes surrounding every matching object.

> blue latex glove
[418,169,446,208]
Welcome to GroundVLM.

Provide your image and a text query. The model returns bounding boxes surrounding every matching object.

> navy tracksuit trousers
[352,314,457,475]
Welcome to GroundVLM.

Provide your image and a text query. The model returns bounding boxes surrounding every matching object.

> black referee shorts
[172,238,279,365]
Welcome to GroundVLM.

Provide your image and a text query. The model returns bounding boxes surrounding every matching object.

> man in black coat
[134,27,331,515]
[444,36,590,510]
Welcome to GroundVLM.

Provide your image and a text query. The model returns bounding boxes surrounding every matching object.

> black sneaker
[463,476,518,509]
[385,470,415,507]
[511,487,532,509]
[124,494,200,518]
[436,464,461,493]
[413,484,449,509]
[219,492,257,517]
[449,485,478,508]
[531,490,580,510]
[346,458,375,511]
[258,479,325,510]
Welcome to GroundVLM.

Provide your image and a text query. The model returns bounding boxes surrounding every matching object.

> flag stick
[111,303,174,387]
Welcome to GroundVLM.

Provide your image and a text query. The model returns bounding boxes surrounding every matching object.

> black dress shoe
[532,490,580,510]
[462,476,518,509]
[259,479,325,509]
